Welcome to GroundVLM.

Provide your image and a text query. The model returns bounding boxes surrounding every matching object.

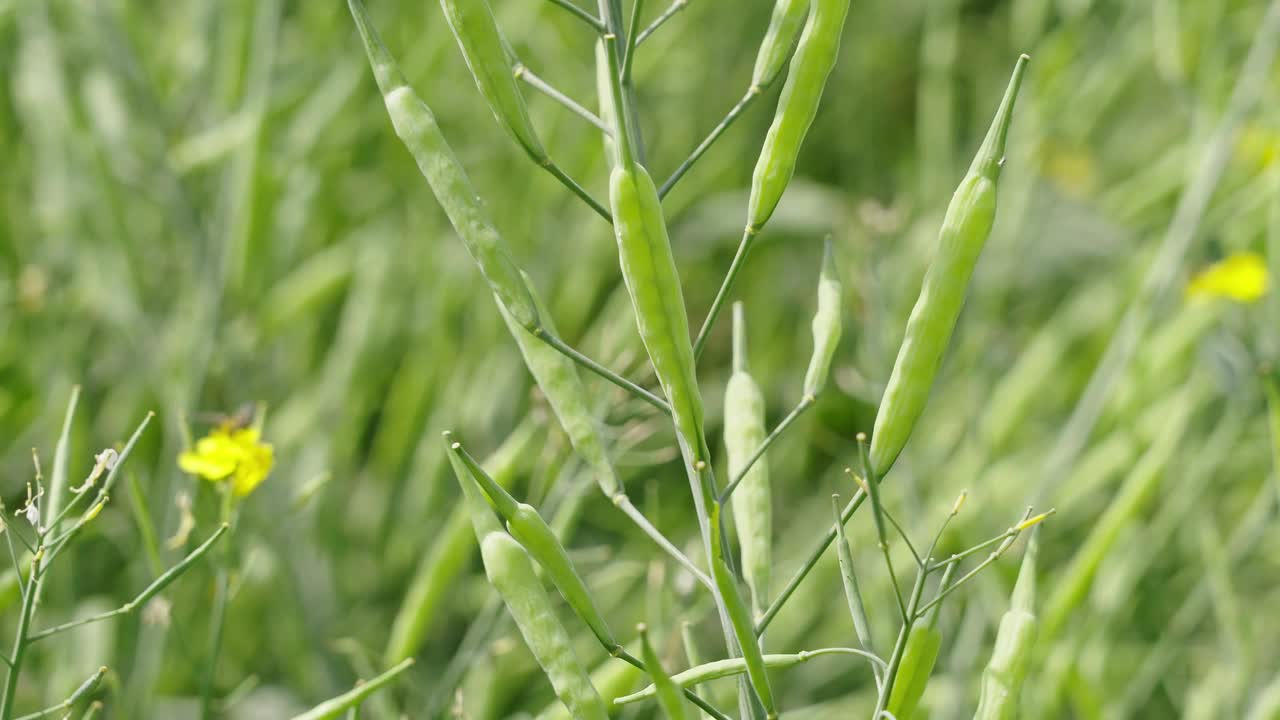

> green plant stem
[545,0,606,31]
[635,0,687,45]
[621,0,645,83]
[756,489,866,634]
[0,547,43,720]
[201,489,236,720]
[615,495,714,590]
[514,64,612,134]
[694,227,757,360]
[873,567,929,719]
[719,395,812,502]
[532,328,669,413]
[540,160,613,223]
[914,513,1039,620]
[660,89,759,198]
[289,658,415,720]
[28,525,229,642]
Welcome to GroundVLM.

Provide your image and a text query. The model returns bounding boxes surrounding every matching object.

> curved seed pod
[609,161,705,462]
[384,421,537,664]
[709,505,776,718]
[615,648,878,705]
[747,0,850,231]
[349,0,539,330]
[480,531,610,720]
[501,272,621,497]
[724,303,771,618]
[438,0,546,160]
[802,238,842,398]
[751,0,810,91]
[448,436,618,651]
[974,535,1038,720]
[869,55,1029,476]
[640,625,691,720]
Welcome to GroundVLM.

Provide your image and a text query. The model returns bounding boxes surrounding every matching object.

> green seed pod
[438,0,546,160]
[751,0,810,91]
[869,55,1028,476]
[724,303,771,618]
[886,609,944,720]
[802,238,842,398]
[640,625,691,720]
[449,436,618,651]
[831,496,874,659]
[615,648,874,705]
[709,505,776,717]
[384,421,537,664]
[609,161,705,461]
[974,536,1038,720]
[349,0,540,331]
[747,0,850,231]
[480,531,610,720]
[501,272,621,498]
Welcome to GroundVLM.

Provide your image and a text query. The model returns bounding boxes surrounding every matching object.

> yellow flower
[178,426,274,497]
[1186,251,1270,304]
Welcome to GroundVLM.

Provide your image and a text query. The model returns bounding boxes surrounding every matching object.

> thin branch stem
[532,328,670,413]
[545,0,606,32]
[614,494,713,590]
[873,566,929,718]
[660,88,760,198]
[621,0,645,83]
[635,0,688,45]
[539,159,612,222]
[720,395,813,503]
[29,525,229,643]
[756,489,867,634]
[515,64,612,135]
[694,226,758,360]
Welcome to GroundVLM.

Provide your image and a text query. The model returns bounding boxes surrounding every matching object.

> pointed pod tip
[971,54,1031,180]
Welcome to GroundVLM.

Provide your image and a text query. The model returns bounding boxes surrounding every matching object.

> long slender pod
[437,0,544,159]
[973,535,1038,720]
[692,0,849,356]
[747,0,850,231]
[885,567,954,720]
[383,421,536,664]
[869,55,1029,477]
[349,0,539,330]
[803,238,842,398]
[480,532,611,720]
[438,0,609,220]
[448,435,618,651]
[601,32,772,715]
[751,0,811,92]
[725,303,772,620]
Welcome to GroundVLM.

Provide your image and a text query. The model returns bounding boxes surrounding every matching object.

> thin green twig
[514,64,612,134]
[719,395,813,503]
[545,0,606,32]
[636,0,688,45]
[660,89,759,198]
[532,328,670,413]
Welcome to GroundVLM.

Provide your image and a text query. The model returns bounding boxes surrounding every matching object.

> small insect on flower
[178,424,274,497]
[1185,251,1269,303]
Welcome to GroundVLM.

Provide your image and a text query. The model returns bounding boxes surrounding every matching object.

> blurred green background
[2,0,1279,717]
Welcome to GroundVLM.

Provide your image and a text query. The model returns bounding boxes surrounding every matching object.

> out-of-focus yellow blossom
[1185,251,1270,303]
[178,426,274,497]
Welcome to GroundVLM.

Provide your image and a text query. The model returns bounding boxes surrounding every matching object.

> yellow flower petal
[177,450,235,480]
[1186,251,1270,304]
